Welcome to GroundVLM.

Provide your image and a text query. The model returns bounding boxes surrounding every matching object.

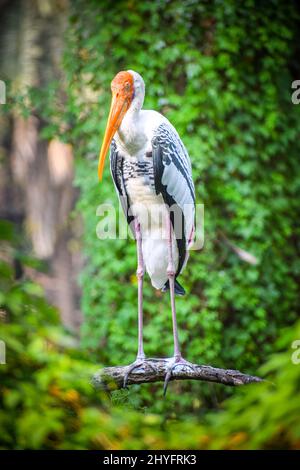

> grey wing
[152,122,195,276]
[109,140,134,233]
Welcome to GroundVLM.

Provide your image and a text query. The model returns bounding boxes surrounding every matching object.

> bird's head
[98,70,144,181]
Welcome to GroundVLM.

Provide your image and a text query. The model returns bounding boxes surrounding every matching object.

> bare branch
[218,230,259,265]
[92,359,263,391]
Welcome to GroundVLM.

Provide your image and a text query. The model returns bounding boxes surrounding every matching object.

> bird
[98,70,196,394]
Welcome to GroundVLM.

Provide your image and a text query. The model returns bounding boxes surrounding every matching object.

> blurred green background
[0,0,300,449]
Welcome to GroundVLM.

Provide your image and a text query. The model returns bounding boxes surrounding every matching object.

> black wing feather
[152,122,195,281]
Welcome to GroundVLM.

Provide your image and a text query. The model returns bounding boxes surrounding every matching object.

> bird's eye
[124,81,131,92]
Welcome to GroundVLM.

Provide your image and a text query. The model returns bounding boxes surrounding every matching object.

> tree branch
[92,359,263,391]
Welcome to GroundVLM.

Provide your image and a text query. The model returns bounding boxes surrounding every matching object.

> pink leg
[163,213,196,395]
[166,214,181,360]
[135,219,145,360]
[123,218,148,387]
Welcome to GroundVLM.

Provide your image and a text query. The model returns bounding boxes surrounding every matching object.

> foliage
[1,222,299,449]
[90,322,300,450]
[61,0,300,411]
[0,222,105,449]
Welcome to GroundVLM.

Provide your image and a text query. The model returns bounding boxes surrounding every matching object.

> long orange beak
[98,92,130,181]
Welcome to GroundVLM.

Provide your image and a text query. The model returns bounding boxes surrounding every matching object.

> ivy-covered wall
[64,0,300,410]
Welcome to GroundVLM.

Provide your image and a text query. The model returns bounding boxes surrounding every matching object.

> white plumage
[110,71,195,291]
[126,174,178,290]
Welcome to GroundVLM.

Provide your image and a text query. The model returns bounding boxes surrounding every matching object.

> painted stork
[98,70,196,393]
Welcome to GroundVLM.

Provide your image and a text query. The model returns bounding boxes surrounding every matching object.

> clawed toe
[123,358,156,388]
[163,357,197,396]
[123,360,143,388]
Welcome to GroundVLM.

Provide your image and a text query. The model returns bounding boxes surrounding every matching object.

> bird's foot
[123,356,156,388]
[163,356,197,396]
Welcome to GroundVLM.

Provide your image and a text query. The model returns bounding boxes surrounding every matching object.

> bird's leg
[123,219,155,387]
[136,218,145,360]
[163,213,197,396]
[166,215,181,360]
